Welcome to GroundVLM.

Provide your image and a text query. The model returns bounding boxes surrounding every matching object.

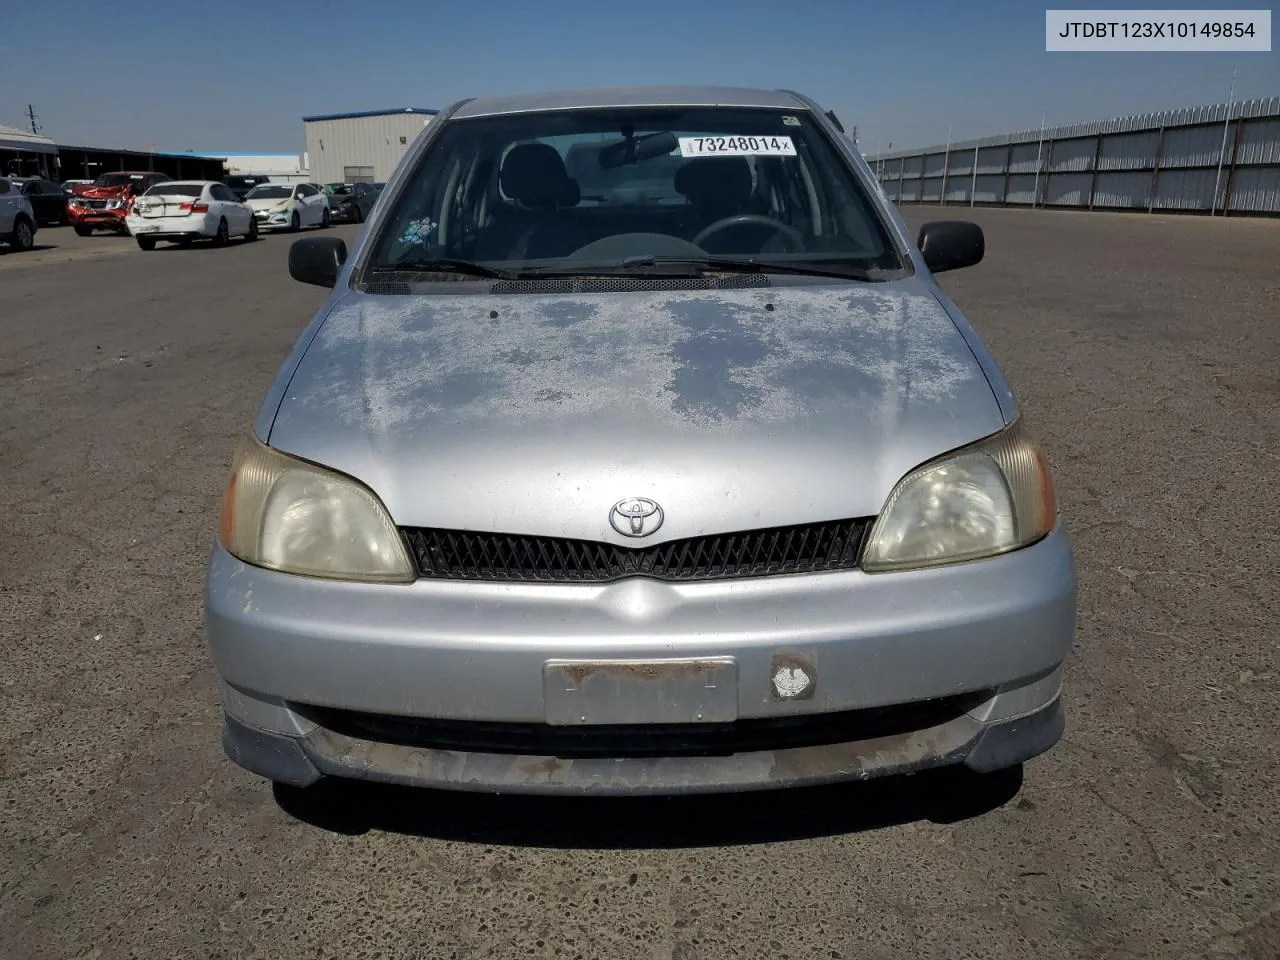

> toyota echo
[203,85,1078,796]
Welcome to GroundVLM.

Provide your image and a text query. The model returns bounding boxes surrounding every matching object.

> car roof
[151,180,216,187]
[451,85,813,119]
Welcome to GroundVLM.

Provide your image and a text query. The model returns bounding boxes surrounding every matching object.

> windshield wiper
[520,255,887,282]
[369,258,518,279]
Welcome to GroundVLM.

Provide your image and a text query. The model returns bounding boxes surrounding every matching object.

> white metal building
[221,152,310,184]
[302,107,439,185]
[163,150,311,184]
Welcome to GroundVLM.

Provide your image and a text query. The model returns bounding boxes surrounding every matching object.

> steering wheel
[692,214,805,252]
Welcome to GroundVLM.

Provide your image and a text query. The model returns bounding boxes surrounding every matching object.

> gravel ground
[1,207,1277,960]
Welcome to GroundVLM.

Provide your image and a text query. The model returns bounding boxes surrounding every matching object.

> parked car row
[130,180,344,250]
[2,169,388,253]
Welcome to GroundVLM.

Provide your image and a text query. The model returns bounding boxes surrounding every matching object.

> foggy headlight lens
[861,419,1057,572]
[218,436,414,583]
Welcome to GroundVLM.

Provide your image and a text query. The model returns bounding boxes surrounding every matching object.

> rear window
[144,184,204,198]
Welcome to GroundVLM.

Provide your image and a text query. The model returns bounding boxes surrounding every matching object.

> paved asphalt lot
[2,207,1278,960]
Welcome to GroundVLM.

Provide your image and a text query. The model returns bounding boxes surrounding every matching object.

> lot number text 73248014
[678,136,797,158]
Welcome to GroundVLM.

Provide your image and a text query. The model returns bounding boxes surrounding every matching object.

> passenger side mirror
[916,220,985,273]
[289,236,347,288]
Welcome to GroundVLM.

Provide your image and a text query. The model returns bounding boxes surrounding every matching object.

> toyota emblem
[609,497,664,538]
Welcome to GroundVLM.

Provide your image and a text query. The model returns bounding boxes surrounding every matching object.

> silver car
[205,85,1077,796]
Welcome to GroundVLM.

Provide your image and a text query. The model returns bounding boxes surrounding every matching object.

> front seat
[474,143,588,261]
[674,157,777,254]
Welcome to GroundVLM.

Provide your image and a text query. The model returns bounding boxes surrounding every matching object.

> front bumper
[253,209,295,230]
[205,525,1077,794]
[68,206,127,228]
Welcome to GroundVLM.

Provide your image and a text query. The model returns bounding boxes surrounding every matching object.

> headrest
[674,157,753,207]
[500,143,579,208]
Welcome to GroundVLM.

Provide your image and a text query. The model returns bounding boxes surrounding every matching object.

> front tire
[289,211,300,233]
[212,218,229,247]
[136,236,156,251]
[245,217,258,242]
[321,208,331,229]
[74,225,93,237]
[10,218,35,251]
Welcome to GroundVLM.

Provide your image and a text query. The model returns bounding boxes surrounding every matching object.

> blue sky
[5,0,1275,155]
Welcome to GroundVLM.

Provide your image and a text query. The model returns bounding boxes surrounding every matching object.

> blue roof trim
[54,144,226,160]
[301,107,440,122]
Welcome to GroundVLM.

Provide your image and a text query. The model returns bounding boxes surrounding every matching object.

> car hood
[246,197,292,211]
[266,279,1006,540]
[73,184,129,199]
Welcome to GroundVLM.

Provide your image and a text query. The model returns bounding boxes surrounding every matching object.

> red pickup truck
[68,171,172,236]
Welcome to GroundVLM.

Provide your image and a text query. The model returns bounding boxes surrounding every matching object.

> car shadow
[273,764,1024,847]
[148,237,262,252]
[0,243,58,255]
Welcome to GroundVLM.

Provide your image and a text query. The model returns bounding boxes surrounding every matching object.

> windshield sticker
[678,136,797,158]
[781,115,801,127]
[400,217,437,245]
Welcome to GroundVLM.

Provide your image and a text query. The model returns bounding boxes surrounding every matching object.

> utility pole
[26,104,41,136]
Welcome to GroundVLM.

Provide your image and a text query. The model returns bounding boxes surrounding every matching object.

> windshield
[245,185,293,199]
[366,106,904,278]
[93,173,149,189]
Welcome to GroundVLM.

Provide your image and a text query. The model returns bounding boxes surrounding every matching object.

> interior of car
[372,107,898,271]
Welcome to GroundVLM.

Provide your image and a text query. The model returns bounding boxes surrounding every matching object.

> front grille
[399,518,871,583]
[298,692,989,759]
[86,199,108,209]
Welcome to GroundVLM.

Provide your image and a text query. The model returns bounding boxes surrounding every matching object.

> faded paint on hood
[267,278,1005,540]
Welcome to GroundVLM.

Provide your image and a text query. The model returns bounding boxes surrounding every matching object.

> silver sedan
[204,85,1077,796]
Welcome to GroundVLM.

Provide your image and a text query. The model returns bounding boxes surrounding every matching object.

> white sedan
[126,181,256,250]
[244,182,330,232]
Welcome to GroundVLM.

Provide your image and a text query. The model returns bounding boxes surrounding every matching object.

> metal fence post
[1031,114,1046,208]
[940,126,951,206]
[1221,113,1245,215]
[970,145,979,206]
[1002,136,1013,206]
[1147,125,1165,213]
[1087,133,1102,210]
[1212,70,1238,216]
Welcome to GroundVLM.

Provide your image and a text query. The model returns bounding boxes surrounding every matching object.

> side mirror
[916,220,984,273]
[289,236,347,288]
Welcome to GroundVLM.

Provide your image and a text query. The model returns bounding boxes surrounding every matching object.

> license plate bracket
[543,658,738,726]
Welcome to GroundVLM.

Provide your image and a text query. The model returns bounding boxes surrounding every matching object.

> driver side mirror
[916,220,984,273]
[289,236,347,288]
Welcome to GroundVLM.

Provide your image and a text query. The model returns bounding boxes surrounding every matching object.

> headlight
[861,419,1057,573]
[218,436,415,583]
